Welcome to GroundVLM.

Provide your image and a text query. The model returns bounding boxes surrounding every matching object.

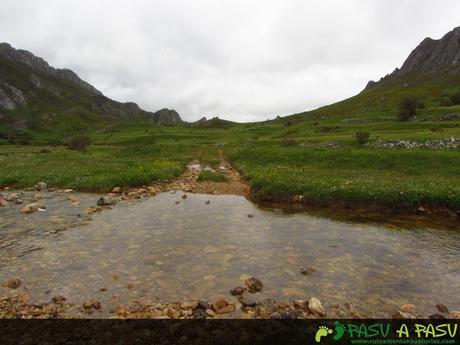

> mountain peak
[365,26,460,90]
[0,42,102,96]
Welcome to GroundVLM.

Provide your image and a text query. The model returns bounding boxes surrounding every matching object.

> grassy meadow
[1,103,460,209]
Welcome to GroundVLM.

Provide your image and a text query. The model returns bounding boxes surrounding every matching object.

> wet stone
[436,304,449,313]
[244,277,263,293]
[300,266,316,275]
[230,287,245,296]
[4,278,21,289]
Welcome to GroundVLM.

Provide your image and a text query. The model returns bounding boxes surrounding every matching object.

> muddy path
[152,149,250,197]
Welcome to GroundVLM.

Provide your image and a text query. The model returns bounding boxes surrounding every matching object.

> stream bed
[1,191,459,317]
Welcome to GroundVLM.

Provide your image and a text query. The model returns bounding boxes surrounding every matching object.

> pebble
[400,303,416,314]
[450,311,460,319]
[300,266,316,275]
[35,182,47,191]
[52,295,67,304]
[212,298,228,312]
[205,200,210,204]
[182,194,187,199]
[436,303,449,313]
[308,297,325,317]
[216,304,235,315]
[4,278,21,289]
[82,300,101,310]
[293,300,307,309]
[112,187,122,194]
[21,203,42,214]
[97,196,115,206]
[244,277,263,293]
[175,201,180,205]
[230,287,245,296]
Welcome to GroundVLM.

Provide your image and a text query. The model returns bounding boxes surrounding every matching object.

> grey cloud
[1,0,459,121]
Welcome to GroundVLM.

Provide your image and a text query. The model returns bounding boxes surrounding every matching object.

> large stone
[308,297,326,317]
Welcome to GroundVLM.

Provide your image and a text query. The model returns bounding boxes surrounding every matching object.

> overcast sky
[1,0,459,122]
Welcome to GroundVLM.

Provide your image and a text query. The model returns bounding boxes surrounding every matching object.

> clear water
[1,192,459,317]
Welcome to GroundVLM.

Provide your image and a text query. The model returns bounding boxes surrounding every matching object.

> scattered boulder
[97,196,116,206]
[230,287,245,296]
[247,214,253,218]
[3,278,21,289]
[35,182,47,191]
[34,194,45,200]
[308,297,325,317]
[175,201,180,205]
[182,194,187,199]
[300,266,316,275]
[205,200,210,205]
[244,277,263,293]
[0,195,6,207]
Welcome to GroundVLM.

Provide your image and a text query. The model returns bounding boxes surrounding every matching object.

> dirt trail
[152,149,250,196]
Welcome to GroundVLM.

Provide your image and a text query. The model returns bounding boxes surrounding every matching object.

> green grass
[197,171,227,182]
[1,88,460,210]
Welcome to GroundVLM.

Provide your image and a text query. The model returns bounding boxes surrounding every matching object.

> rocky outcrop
[0,43,101,96]
[365,26,460,90]
[151,108,183,125]
[0,42,183,126]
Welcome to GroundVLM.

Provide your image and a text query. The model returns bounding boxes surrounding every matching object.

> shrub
[355,132,370,145]
[397,97,418,121]
[67,135,91,151]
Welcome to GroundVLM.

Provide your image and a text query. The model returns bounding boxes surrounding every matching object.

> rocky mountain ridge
[0,43,183,127]
[365,26,460,90]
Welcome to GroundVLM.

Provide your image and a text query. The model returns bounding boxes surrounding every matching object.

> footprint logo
[333,321,346,341]
[315,325,333,343]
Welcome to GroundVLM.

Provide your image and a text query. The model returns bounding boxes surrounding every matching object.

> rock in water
[436,304,449,313]
[21,203,41,214]
[83,300,101,310]
[112,187,122,193]
[308,297,325,317]
[4,278,21,289]
[244,277,263,293]
[35,182,47,191]
[230,287,245,296]
[97,196,115,206]
[300,266,316,275]
[400,304,416,314]
[211,298,228,312]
